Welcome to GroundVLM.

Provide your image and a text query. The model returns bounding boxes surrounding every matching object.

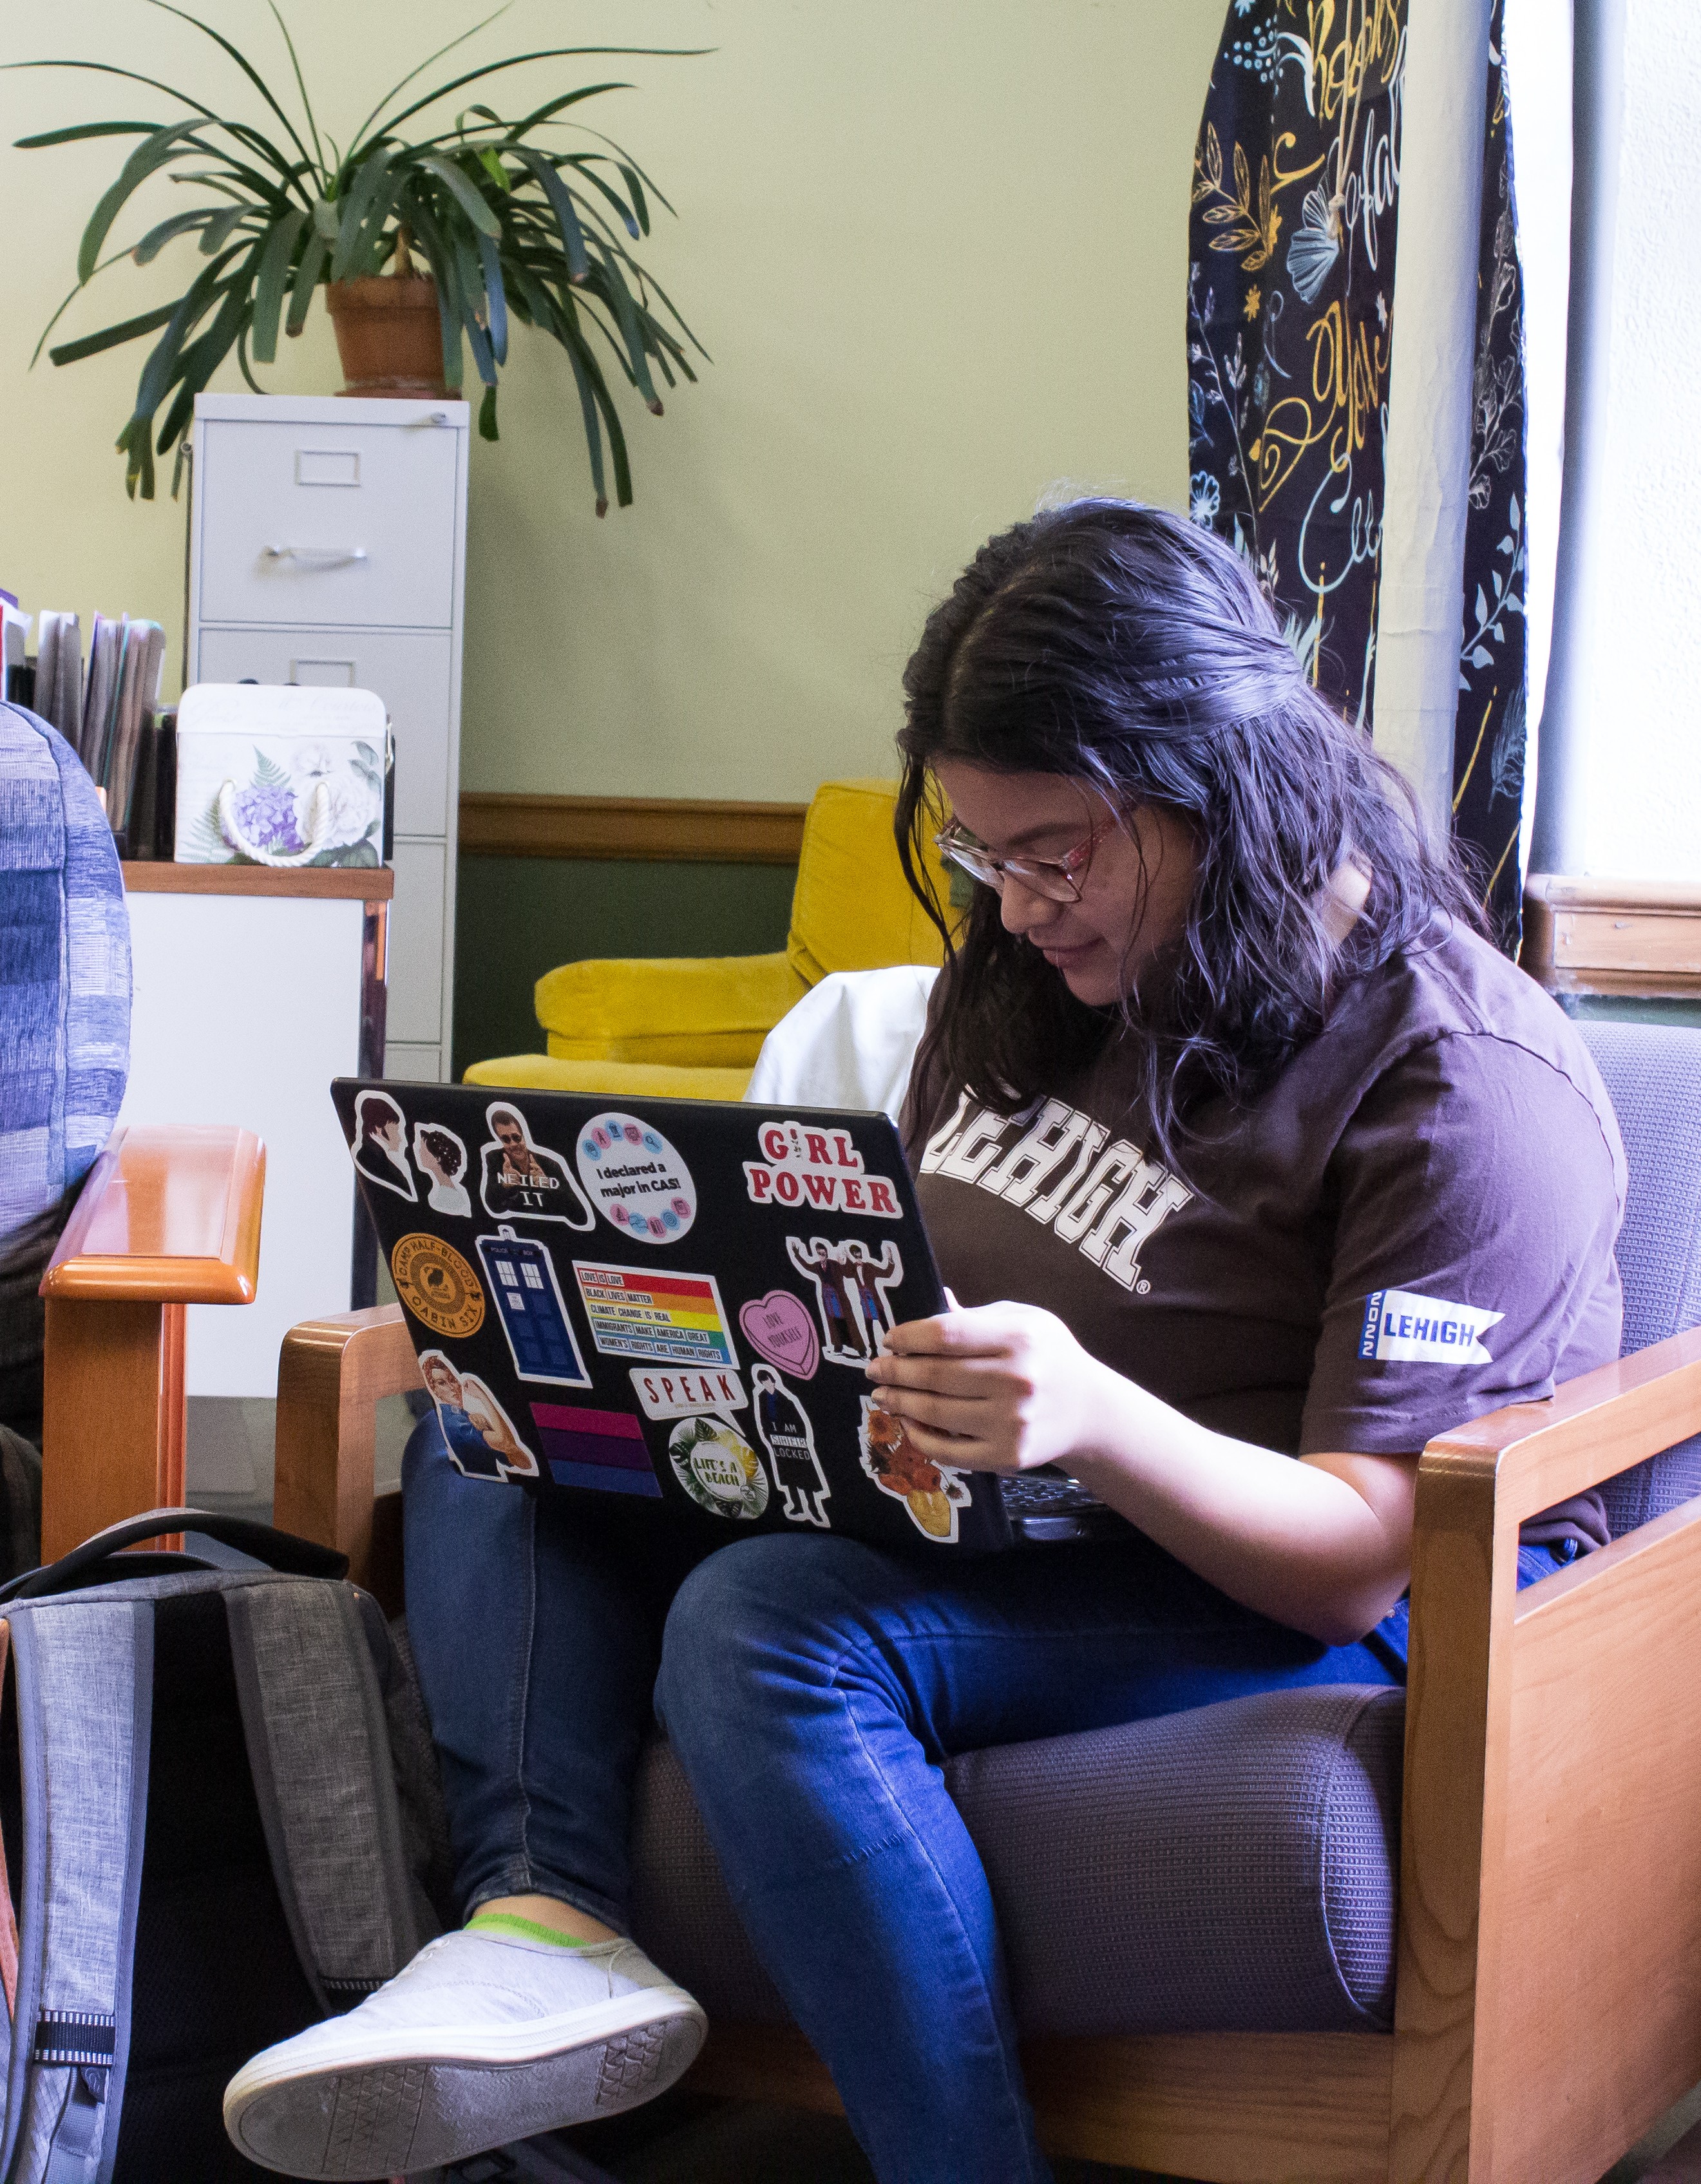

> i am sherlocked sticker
[1360,1287,1504,1365]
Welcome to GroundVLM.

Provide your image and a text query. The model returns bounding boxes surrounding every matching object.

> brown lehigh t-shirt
[907,920,1626,1546]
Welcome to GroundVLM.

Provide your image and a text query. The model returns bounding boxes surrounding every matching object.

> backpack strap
[0,1599,152,2184]
[225,1579,431,2012]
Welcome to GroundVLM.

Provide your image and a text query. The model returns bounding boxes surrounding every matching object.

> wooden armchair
[269,1300,1701,2184]
[40,1123,265,1559]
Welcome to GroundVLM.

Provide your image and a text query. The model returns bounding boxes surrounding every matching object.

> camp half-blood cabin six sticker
[575,1113,698,1244]
[743,1121,902,1217]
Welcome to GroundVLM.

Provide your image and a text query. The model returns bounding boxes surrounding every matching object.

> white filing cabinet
[187,392,469,1081]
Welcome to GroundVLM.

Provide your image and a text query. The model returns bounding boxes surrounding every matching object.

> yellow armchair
[466,778,949,1101]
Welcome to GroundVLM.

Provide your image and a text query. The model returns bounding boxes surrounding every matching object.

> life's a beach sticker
[576,1112,697,1244]
[743,1119,902,1217]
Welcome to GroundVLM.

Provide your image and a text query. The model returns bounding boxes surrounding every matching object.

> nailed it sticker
[668,1416,769,1520]
[1359,1287,1503,1365]
[573,1262,738,1369]
[392,1233,484,1338]
[576,1113,697,1244]
[743,1120,902,1219]
[738,1289,820,1379]
[629,1365,747,1420]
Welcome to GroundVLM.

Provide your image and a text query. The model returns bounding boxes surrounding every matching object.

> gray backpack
[0,1509,450,2184]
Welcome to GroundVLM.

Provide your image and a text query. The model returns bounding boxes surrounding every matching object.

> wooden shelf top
[122,861,394,900]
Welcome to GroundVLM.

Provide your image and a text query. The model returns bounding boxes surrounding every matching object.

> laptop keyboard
[997,1468,1105,1518]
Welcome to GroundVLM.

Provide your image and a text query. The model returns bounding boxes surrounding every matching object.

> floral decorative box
[175,683,390,868]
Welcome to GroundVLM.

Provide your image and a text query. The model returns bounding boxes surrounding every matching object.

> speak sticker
[576,1113,697,1244]
[392,1233,484,1339]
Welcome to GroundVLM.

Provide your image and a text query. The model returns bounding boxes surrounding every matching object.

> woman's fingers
[891,1413,1002,1470]
[866,1352,1012,1398]
[870,1383,986,1434]
[884,1306,1022,1358]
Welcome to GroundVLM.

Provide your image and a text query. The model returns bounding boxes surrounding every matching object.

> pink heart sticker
[739,1289,819,1380]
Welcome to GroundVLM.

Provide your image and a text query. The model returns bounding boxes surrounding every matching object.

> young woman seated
[224,502,1623,2184]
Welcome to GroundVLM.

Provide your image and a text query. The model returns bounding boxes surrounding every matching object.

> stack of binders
[30,612,171,852]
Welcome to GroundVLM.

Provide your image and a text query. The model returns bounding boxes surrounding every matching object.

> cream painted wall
[0,1,1222,802]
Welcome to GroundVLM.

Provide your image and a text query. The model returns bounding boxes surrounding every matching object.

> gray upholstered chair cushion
[631,1682,1404,2037]
[1578,1021,1701,1534]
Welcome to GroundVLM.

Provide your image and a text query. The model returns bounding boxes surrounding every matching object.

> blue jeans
[401,1420,1557,2184]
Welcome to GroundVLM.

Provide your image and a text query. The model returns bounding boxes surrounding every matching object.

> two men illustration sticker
[751,1364,831,1528]
[784,1237,905,1365]
[480,1104,594,1228]
[419,1350,538,1481]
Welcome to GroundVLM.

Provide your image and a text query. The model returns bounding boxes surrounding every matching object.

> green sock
[466,1911,591,1950]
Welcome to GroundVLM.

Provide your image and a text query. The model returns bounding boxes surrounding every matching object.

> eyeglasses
[933,817,1102,904]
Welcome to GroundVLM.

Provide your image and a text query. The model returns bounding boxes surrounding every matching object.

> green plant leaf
[330,142,403,279]
[512,147,588,280]
[560,154,640,240]
[600,254,660,410]
[345,5,511,158]
[475,225,508,363]
[250,204,306,360]
[48,299,180,366]
[617,164,649,235]
[285,229,327,336]
[262,0,326,176]
[3,58,218,124]
[15,120,162,149]
[399,195,464,390]
[375,46,706,144]
[311,195,339,242]
[79,119,208,282]
[477,145,508,191]
[133,243,247,417]
[418,152,502,236]
[479,383,499,440]
[201,202,254,253]
[144,0,321,184]
[131,208,218,263]
[499,81,631,143]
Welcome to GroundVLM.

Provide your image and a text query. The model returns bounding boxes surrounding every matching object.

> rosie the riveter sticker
[576,1114,697,1244]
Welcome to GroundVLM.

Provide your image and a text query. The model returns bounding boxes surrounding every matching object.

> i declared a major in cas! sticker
[392,1233,485,1339]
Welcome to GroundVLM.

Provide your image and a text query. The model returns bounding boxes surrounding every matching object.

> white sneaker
[222,1926,707,2179]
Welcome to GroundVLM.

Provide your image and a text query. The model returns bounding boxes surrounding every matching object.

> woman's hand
[865,1300,1113,1474]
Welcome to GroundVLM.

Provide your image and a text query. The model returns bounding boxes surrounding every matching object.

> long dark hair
[897,500,1478,1165]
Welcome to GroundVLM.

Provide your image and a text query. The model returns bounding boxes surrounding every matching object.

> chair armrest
[41,1125,266,1305]
[534,951,807,1068]
[1418,1323,1701,1528]
[273,1305,421,1609]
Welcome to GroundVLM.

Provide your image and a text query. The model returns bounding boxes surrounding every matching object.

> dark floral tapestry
[1188,1,1407,726]
[1450,0,1528,952]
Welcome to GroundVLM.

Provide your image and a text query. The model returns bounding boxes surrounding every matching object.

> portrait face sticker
[667,1416,769,1520]
[419,1349,538,1481]
[783,1237,905,1366]
[573,1262,738,1370]
[575,1112,698,1244]
[392,1233,484,1340]
[859,1395,971,1543]
[479,1103,594,1230]
[351,1090,416,1201]
[738,1289,819,1380]
[751,1363,831,1529]
[475,1227,591,1389]
[413,1121,472,1217]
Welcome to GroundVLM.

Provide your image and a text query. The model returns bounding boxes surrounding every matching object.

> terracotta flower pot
[324,274,446,398]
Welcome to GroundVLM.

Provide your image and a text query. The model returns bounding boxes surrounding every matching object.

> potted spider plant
[15,3,708,512]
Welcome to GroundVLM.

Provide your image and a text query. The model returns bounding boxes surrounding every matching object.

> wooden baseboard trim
[459,792,807,865]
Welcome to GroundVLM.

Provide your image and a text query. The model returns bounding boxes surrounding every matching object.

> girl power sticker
[743,1121,902,1218]
[575,1112,697,1243]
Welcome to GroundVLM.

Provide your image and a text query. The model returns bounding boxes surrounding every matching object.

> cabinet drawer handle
[262,545,369,567]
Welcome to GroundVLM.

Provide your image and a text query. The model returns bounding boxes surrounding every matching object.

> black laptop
[334,1079,1123,1553]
